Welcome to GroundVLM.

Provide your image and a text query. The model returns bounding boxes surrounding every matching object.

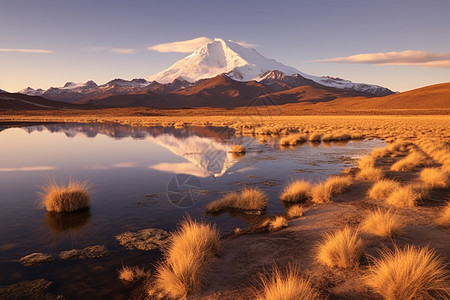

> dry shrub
[40,179,91,213]
[437,203,450,227]
[316,226,364,268]
[420,167,449,188]
[280,180,311,203]
[269,216,288,231]
[371,147,389,158]
[390,150,426,171]
[387,140,410,152]
[206,188,268,213]
[311,176,352,204]
[118,265,149,282]
[366,245,450,300]
[255,264,321,300]
[154,218,220,299]
[356,167,384,181]
[287,205,304,219]
[358,155,375,169]
[368,179,401,201]
[385,185,421,207]
[230,144,245,154]
[308,133,322,142]
[361,209,404,238]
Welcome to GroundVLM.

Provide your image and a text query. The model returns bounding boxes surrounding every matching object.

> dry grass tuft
[371,147,389,158]
[361,209,404,238]
[385,185,421,207]
[230,144,246,154]
[420,167,449,188]
[206,188,268,213]
[118,265,150,282]
[387,140,410,152]
[280,180,311,203]
[390,150,426,171]
[40,179,91,213]
[316,226,364,268]
[358,155,375,169]
[287,205,304,219]
[368,179,401,201]
[268,216,288,231]
[308,133,322,143]
[436,203,450,227]
[311,176,352,204]
[255,264,321,300]
[366,245,450,300]
[154,218,220,299]
[356,167,384,181]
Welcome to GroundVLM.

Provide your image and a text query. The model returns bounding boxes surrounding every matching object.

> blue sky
[1,0,449,92]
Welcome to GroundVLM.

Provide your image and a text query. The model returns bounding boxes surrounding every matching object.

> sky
[1,0,449,92]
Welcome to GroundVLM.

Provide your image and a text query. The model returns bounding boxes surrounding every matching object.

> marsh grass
[385,185,422,207]
[154,218,220,299]
[391,150,427,171]
[118,265,150,282]
[420,167,449,188]
[311,176,353,203]
[308,133,322,143]
[40,179,91,213]
[268,216,288,231]
[280,180,311,203]
[206,188,268,213]
[367,179,401,201]
[287,205,304,219]
[254,264,321,300]
[316,226,364,268]
[366,245,450,300]
[356,167,384,181]
[230,144,246,154]
[361,209,403,238]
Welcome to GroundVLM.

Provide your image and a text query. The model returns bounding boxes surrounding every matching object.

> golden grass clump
[316,226,364,268]
[269,216,288,231]
[154,218,221,299]
[311,176,352,204]
[308,133,322,143]
[358,155,375,169]
[387,140,410,152]
[366,245,450,300]
[390,150,426,171]
[287,205,304,219]
[360,209,404,238]
[420,167,449,188]
[356,167,384,181]
[118,265,150,282]
[40,179,91,213]
[255,264,321,300]
[230,144,246,154]
[371,147,389,158]
[280,180,311,203]
[367,179,401,201]
[385,185,421,207]
[436,203,450,227]
[206,188,268,213]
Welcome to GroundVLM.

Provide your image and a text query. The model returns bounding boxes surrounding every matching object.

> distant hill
[0,92,92,110]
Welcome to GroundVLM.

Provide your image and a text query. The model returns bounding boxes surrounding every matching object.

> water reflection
[45,209,91,234]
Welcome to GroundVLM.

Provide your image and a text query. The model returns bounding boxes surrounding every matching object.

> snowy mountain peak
[147,38,300,84]
[147,37,392,96]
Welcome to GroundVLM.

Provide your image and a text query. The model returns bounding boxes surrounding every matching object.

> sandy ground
[194,152,450,299]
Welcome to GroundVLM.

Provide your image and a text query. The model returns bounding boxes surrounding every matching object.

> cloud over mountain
[148,37,213,53]
[314,50,450,68]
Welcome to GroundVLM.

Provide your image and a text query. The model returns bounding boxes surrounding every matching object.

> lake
[0,122,384,298]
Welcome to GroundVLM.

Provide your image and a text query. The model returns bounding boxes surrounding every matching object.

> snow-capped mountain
[148,38,392,96]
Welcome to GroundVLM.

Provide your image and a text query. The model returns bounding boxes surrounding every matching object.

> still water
[0,123,384,298]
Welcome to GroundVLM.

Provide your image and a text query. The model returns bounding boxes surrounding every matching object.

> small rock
[0,279,57,299]
[19,253,53,266]
[116,228,169,251]
[59,245,108,260]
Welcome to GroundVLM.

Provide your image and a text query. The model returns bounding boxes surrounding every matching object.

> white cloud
[0,48,54,54]
[313,50,450,68]
[148,37,212,53]
[0,166,56,172]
